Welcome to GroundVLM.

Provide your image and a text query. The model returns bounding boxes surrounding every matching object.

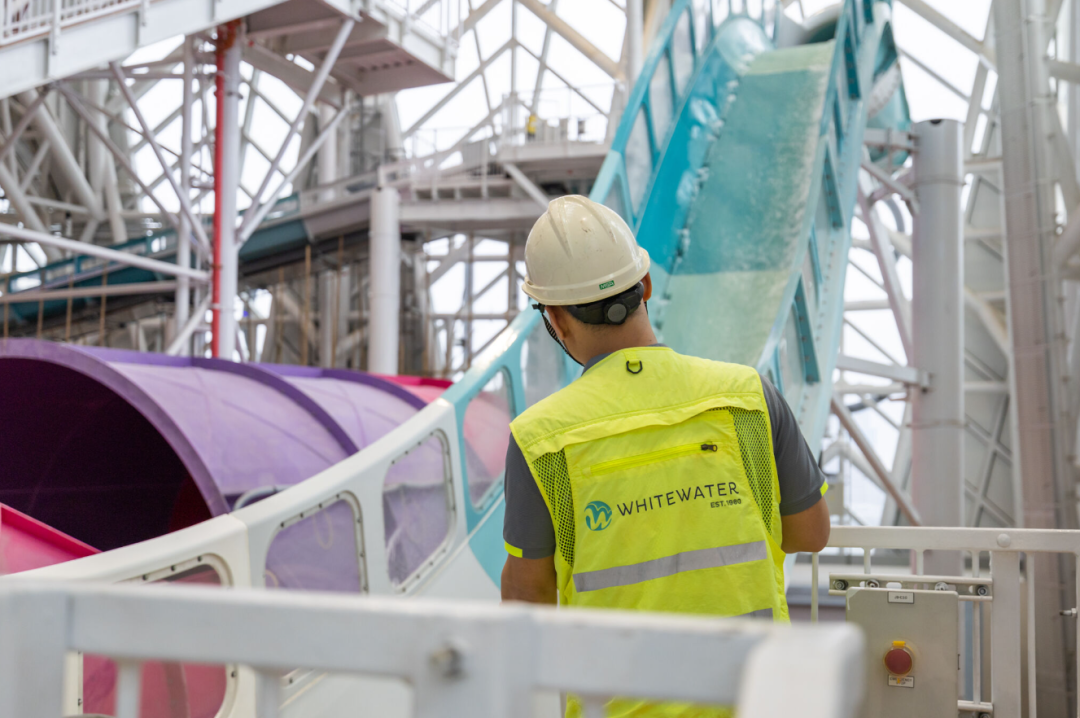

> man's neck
[576,322,658,367]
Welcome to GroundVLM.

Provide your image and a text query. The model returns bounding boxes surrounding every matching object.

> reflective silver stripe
[572,540,768,593]
[737,608,773,620]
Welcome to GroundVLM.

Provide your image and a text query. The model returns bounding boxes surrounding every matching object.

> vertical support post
[99,266,109,347]
[319,269,334,367]
[369,186,401,374]
[991,551,1022,717]
[212,21,242,359]
[510,0,518,138]
[995,0,1078,710]
[64,276,73,341]
[275,267,285,362]
[466,233,474,368]
[302,243,312,366]
[333,235,345,365]
[627,0,644,83]
[910,119,964,575]
[177,34,195,355]
[318,104,338,203]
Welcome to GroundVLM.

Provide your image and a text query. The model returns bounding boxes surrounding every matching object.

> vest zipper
[590,441,719,476]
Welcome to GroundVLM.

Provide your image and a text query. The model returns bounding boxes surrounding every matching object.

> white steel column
[176,35,195,354]
[994,0,1077,710]
[369,186,401,374]
[318,104,338,203]
[910,119,964,575]
[627,0,644,83]
[215,27,242,359]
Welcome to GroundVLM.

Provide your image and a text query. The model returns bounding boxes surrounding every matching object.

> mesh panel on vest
[727,407,777,537]
[533,450,575,567]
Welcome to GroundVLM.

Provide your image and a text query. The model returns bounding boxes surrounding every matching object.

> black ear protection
[531,282,647,366]
[565,282,645,326]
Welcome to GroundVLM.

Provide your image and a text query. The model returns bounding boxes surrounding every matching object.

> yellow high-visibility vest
[510,346,788,716]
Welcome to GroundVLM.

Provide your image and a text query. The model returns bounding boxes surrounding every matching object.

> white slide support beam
[111,62,211,255]
[237,102,353,245]
[56,85,181,232]
[834,354,928,388]
[167,294,212,356]
[0,91,48,170]
[0,224,209,281]
[503,162,548,208]
[369,186,401,374]
[516,0,624,81]
[175,34,196,354]
[895,0,995,67]
[317,104,339,203]
[239,18,355,239]
[910,119,964,574]
[0,164,48,235]
[857,188,913,359]
[17,91,103,220]
[832,395,923,526]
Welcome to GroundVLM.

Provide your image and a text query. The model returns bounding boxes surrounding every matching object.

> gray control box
[845,587,959,717]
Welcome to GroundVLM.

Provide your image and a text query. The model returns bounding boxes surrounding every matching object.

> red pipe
[212,21,239,358]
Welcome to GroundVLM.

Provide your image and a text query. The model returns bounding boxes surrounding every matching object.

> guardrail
[813,526,1080,718]
[1,0,141,46]
[0,0,457,48]
[0,580,866,718]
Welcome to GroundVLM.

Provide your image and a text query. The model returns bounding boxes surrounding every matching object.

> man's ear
[642,273,653,301]
[546,306,570,342]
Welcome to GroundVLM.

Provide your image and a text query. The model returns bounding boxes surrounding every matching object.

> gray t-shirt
[503,348,827,559]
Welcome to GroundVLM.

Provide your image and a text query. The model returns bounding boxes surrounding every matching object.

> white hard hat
[521,195,650,306]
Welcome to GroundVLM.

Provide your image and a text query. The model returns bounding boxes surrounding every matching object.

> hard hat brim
[521,247,650,306]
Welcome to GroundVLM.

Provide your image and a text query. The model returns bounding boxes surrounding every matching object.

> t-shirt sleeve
[759,373,828,516]
[502,435,556,559]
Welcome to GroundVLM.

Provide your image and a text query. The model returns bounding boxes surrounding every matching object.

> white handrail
[0,580,866,718]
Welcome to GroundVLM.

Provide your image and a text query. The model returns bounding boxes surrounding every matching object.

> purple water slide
[0,339,438,551]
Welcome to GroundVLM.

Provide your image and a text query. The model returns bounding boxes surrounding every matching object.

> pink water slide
[0,501,99,574]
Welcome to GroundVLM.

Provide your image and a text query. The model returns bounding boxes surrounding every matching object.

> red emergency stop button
[884,640,913,676]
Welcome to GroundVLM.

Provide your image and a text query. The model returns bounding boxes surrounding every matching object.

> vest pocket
[588,441,719,477]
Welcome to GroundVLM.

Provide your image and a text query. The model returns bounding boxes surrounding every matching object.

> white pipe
[515,0,624,80]
[17,91,103,220]
[0,162,47,234]
[176,35,195,355]
[627,0,644,83]
[831,396,922,525]
[318,104,338,203]
[503,162,548,208]
[216,35,243,360]
[369,186,401,374]
[0,223,209,281]
[910,119,965,573]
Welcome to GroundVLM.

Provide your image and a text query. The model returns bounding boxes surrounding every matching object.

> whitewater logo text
[615,482,741,516]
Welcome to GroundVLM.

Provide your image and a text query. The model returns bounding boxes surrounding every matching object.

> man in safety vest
[501,195,830,620]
